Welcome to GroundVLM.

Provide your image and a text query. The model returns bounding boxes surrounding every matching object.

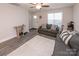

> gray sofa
[38,24,59,37]
[53,33,79,56]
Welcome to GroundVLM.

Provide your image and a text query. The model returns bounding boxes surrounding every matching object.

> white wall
[0,4,29,43]
[32,12,47,28]
[32,6,73,29]
[73,4,79,32]
[29,12,34,29]
[62,6,73,29]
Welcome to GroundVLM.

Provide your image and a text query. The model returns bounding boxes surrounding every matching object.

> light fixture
[33,3,37,4]
[33,15,37,19]
[36,4,41,9]
[30,3,49,10]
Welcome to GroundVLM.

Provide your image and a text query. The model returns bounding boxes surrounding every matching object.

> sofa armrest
[38,26,42,29]
[53,34,75,56]
[38,26,42,32]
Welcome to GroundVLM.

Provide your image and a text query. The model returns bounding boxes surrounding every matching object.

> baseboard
[0,35,17,43]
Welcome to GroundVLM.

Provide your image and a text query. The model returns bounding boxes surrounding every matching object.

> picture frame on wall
[39,16,42,19]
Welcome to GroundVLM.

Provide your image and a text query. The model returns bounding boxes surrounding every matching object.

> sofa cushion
[69,33,79,50]
[40,28,57,34]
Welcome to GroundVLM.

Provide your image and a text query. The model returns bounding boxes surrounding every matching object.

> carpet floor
[7,35,55,56]
[0,30,56,56]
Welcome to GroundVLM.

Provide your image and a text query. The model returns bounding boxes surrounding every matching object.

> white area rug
[7,35,55,56]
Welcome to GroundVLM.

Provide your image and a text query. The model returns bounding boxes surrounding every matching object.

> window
[48,12,63,27]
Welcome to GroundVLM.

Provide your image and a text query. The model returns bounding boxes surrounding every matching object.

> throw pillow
[64,34,72,45]
[46,24,52,29]
[60,30,68,39]
[60,30,73,45]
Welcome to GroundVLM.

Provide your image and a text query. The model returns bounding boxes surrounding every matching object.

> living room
[0,3,79,56]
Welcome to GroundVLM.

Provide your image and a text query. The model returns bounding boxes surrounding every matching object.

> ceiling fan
[30,3,50,9]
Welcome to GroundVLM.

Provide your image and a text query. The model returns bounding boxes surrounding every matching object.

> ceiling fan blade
[29,3,37,5]
[30,6,36,8]
[42,5,49,7]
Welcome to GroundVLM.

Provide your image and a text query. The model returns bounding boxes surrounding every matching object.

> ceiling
[12,3,75,12]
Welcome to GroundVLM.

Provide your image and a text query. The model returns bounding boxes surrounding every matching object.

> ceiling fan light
[36,4,41,9]
[33,3,37,4]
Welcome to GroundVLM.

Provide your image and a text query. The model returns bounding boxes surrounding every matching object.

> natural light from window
[48,12,63,27]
